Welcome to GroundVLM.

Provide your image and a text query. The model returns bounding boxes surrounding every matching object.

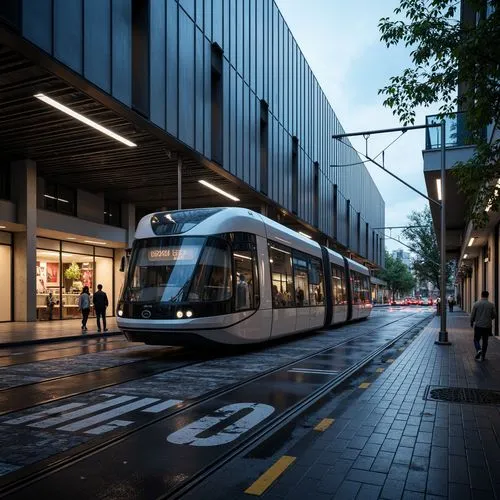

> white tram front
[116,207,372,345]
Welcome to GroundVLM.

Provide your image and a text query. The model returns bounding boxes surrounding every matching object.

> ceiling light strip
[34,93,137,148]
[198,180,240,201]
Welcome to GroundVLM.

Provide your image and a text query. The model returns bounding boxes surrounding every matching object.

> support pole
[436,120,450,345]
[177,156,182,210]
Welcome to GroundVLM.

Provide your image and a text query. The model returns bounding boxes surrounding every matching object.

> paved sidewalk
[230,310,500,499]
[0,317,121,347]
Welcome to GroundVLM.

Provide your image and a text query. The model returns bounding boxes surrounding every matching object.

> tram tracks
[0,311,433,498]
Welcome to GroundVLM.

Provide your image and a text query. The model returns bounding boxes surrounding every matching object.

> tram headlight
[176,310,184,319]
[185,310,193,318]
[117,310,123,317]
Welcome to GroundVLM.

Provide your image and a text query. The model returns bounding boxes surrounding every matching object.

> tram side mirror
[119,255,126,272]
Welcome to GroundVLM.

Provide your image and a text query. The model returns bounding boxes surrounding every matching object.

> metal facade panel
[212,0,222,46]
[178,9,195,147]
[22,0,52,53]
[195,27,204,152]
[111,0,132,106]
[150,0,166,128]
[165,0,178,136]
[179,0,195,20]
[53,0,83,73]
[203,38,211,159]
[83,0,111,94]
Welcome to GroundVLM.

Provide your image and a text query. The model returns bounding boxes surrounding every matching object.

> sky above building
[275,0,441,253]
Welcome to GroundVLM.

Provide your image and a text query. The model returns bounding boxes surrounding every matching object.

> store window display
[36,239,115,321]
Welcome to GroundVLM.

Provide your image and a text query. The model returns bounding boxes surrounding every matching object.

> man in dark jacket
[93,284,109,332]
[471,290,497,362]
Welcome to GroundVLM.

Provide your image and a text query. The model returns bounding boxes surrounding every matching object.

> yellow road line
[376,368,385,373]
[314,418,335,432]
[245,456,296,496]
[359,382,371,389]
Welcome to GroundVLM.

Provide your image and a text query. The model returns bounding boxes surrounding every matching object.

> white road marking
[167,402,275,447]
[85,419,133,435]
[57,398,160,432]
[29,396,137,429]
[288,368,339,375]
[141,399,182,413]
[4,403,86,425]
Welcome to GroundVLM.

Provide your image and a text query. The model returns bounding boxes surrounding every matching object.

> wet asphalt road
[0,307,434,498]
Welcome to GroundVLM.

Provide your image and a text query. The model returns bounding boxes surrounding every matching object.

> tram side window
[351,271,362,305]
[269,243,295,307]
[292,251,309,307]
[232,234,259,311]
[361,275,371,303]
[308,257,324,305]
[331,264,346,305]
[189,238,233,302]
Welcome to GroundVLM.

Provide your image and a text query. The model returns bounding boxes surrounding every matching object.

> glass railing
[425,112,484,150]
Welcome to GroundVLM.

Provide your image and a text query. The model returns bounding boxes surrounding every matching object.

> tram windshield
[123,236,232,304]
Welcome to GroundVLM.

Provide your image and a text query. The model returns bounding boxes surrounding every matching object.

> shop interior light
[463,254,468,259]
[299,231,312,239]
[198,180,240,202]
[44,194,69,203]
[436,179,442,201]
[234,253,252,260]
[0,225,6,229]
[34,93,137,147]
[84,240,107,245]
[66,237,76,240]
[468,237,476,247]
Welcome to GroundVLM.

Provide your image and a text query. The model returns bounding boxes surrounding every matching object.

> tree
[379,0,500,226]
[401,206,453,291]
[378,251,416,300]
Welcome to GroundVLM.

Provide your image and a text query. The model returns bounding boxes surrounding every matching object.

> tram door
[269,243,297,337]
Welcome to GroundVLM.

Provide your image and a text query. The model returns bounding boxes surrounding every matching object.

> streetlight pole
[437,120,450,344]
[332,120,450,345]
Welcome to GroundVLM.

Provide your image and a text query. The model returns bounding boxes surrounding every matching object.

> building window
[313,161,319,227]
[260,100,269,195]
[43,182,76,216]
[104,200,121,227]
[211,43,223,164]
[0,165,9,200]
[132,0,150,117]
[292,136,298,214]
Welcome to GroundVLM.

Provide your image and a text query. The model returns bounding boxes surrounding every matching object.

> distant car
[423,297,433,306]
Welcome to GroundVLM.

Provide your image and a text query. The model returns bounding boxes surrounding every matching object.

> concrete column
[12,159,37,321]
[122,203,136,248]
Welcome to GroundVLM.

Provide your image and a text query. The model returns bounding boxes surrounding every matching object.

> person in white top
[78,286,91,331]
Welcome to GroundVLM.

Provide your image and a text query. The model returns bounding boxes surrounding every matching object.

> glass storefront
[36,238,114,321]
[0,231,12,322]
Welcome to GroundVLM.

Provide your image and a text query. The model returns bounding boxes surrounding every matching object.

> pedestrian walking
[46,291,55,320]
[448,295,454,312]
[93,284,109,332]
[78,286,91,331]
[471,290,497,362]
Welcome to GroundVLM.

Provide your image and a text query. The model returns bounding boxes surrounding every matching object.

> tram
[116,207,372,345]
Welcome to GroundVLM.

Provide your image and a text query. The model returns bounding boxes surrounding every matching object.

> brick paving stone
[394,446,413,466]
[356,483,383,500]
[381,439,400,453]
[346,468,387,486]
[333,480,361,499]
[353,455,376,471]
[429,446,448,469]
[399,436,416,448]
[380,479,405,499]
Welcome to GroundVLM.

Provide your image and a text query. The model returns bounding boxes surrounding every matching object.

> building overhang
[422,144,476,258]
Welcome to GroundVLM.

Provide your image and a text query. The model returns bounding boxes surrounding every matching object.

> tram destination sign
[148,247,197,262]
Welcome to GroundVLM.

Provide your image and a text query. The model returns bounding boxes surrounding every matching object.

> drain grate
[425,386,500,405]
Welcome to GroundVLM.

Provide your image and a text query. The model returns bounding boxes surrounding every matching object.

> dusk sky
[275,0,441,252]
